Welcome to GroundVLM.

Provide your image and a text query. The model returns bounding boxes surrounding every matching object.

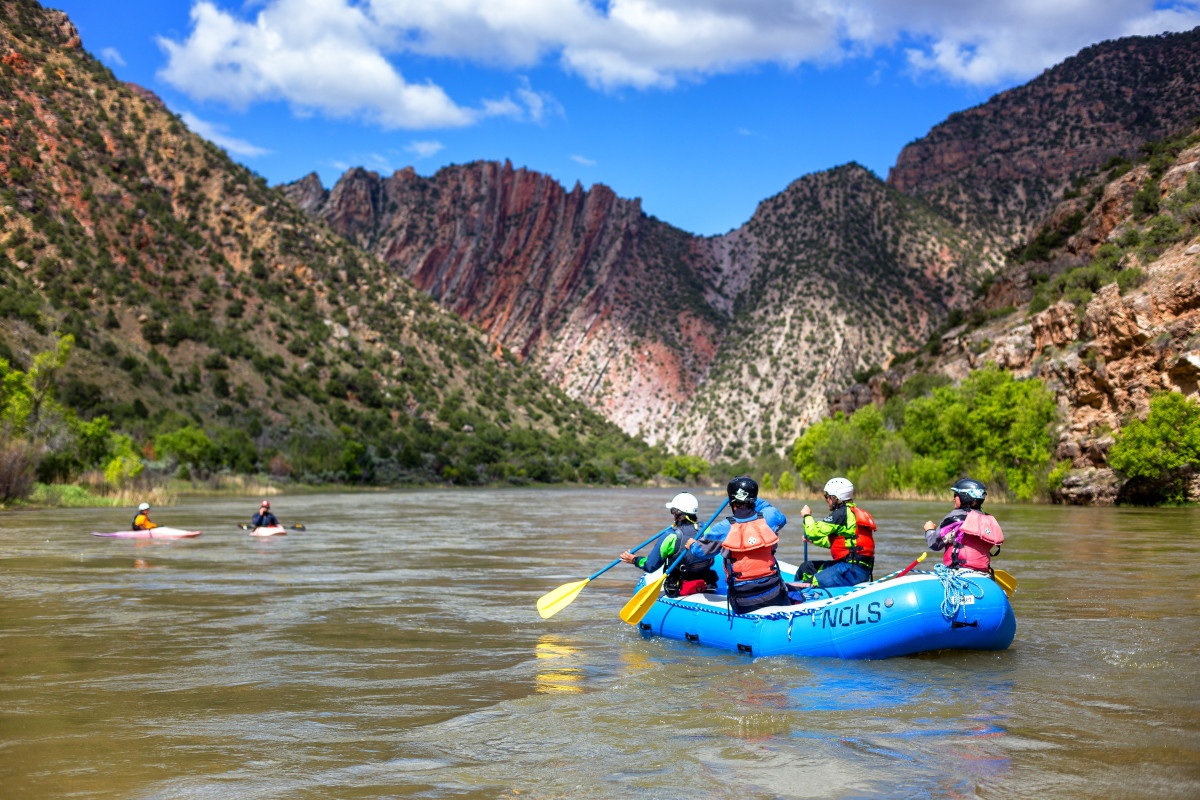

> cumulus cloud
[406,139,444,158]
[160,0,1200,126]
[159,0,477,128]
[180,111,270,157]
[101,47,126,66]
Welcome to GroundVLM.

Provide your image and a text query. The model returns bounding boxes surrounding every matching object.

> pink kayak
[248,525,287,537]
[92,527,202,539]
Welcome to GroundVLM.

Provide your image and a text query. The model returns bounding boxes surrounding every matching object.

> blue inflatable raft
[629,559,1015,659]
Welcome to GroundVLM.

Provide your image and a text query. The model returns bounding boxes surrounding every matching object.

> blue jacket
[687,498,787,561]
[252,511,279,528]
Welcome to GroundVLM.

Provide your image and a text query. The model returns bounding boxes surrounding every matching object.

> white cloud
[180,111,270,157]
[158,0,476,129]
[570,154,596,166]
[406,139,444,158]
[101,47,126,66]
[159,0,1200,128]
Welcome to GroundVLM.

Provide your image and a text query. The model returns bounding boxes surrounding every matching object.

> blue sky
[51,1,1200,236]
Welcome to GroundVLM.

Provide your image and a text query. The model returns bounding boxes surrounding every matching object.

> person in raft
[923,478,1004,573]
[131,502,157,531]
[619,492,718,597]
[251,500,279,529]
[795,477,877,587]
[684,476,790,614]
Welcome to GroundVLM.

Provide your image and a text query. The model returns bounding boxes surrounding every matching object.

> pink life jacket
[943,510,1003,571]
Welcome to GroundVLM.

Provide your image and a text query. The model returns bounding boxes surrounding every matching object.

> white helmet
[665,492,699,516]
[138,502,151,511]
[823,477,854,503]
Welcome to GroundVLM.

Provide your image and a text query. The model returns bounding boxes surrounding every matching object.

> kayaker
[251,500,279,528]
[131,502,157,531]
[686,476,790,613]
[923,478,1004,572]
[619,492,717,597]
[795,477,876,587]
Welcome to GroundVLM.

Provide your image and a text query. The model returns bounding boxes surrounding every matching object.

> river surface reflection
[1,488,1197,798]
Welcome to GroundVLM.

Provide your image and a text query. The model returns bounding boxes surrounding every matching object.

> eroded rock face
[285,161,726,447]
[290,161,997,458]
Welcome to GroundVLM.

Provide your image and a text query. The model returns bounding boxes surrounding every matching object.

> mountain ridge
[0,0,657,491]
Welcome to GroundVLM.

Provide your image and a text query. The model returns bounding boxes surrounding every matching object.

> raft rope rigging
[934,564,986,619]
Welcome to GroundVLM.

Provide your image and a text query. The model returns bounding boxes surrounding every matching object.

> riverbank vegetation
[788,367,1061,502]
[1108,391,1200,505]
[0,336,677,508]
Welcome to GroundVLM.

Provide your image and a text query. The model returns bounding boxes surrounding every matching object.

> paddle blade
[619,574,666,625]
[993,568,1017,598]
[292,523,306,531]
[537,578,590,619]
[238,524,252,530]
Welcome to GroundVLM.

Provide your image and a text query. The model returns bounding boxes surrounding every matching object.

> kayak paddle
[620,498,730,626]
[536,526,670,619]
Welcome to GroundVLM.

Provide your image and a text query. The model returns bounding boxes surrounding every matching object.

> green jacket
[802,501,857,551]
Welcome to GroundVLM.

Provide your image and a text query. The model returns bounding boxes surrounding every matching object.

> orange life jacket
[831,505,876,561]
[131,512,157,531]
[721,516,780,581]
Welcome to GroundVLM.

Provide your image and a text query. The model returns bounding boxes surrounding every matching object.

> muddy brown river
[1,489,1197,798]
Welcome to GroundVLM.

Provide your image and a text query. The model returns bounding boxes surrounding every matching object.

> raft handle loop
[685,632,699,643]
[737,643,753,655]
[638,623,652,632]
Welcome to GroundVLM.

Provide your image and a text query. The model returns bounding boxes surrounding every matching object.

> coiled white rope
[934,564,985,619]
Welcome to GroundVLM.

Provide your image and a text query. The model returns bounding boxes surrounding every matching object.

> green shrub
[792,367,1058,500]
[1108,393,1200,504]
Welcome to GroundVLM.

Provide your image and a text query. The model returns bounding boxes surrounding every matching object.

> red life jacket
[831,505,876,561]
[721,516,780,581]
[945,510,1003,571]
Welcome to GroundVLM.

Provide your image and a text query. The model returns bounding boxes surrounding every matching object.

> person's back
[717,476,790,614]
[621,492,716,596]
[923,478,1002,572]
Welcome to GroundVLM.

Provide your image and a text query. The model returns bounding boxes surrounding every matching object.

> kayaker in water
[619,492,717,597]
[795,477,877,587]
[251,500,279,529]
[131,502,157,531]
[923,478,1004,572]
[687,476,790,613]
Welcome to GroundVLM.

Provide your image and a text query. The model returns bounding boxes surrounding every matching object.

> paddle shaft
[868,552,927,586]
[587,525,673,582]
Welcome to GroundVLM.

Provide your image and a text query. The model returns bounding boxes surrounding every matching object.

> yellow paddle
[992,568,1017,598]
[536,526,670,619]
[620,499,730,626]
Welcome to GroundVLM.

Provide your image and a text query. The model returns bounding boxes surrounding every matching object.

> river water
[1,488,1197,799]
